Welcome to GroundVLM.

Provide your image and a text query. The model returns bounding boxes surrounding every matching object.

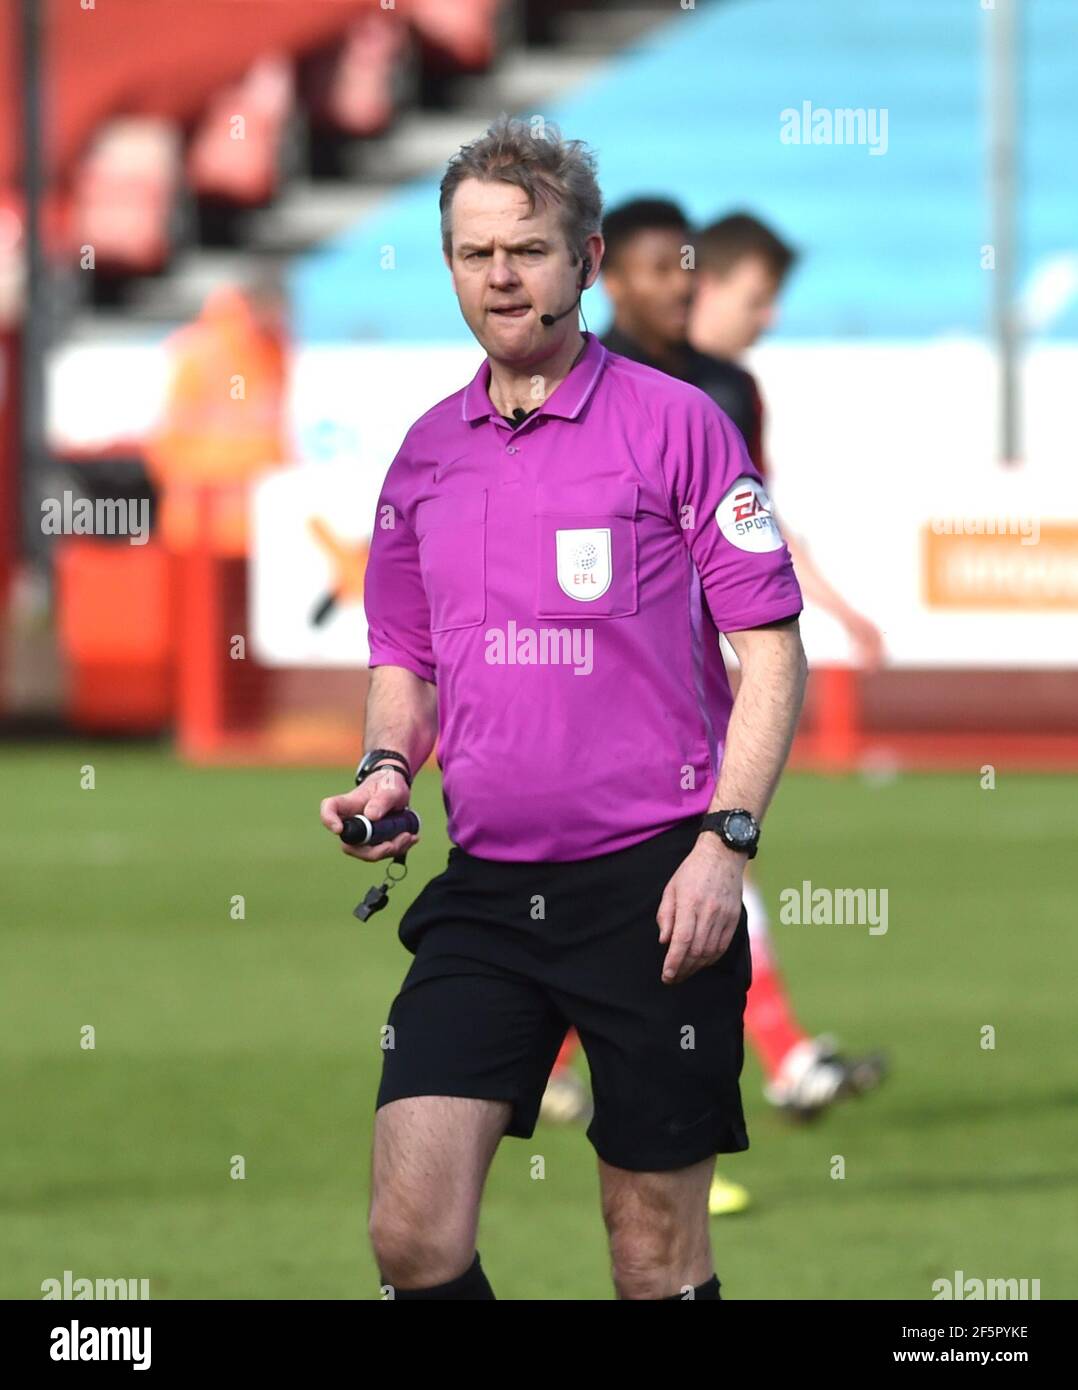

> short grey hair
[439,114,603,265]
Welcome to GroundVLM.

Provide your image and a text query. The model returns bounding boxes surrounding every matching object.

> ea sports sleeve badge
[715,475,786,553]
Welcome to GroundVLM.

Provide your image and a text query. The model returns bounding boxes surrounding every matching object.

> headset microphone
[540,257,591,327]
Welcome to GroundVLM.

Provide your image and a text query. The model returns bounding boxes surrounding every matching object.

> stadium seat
[187,55,295,210]
[300,10,409,140]
[408,0,503,73]
[71,118,183,277]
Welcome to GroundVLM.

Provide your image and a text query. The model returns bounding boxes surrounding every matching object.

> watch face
[725,812,756,845]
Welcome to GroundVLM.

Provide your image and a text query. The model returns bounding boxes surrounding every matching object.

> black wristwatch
[699,809,761,859]
[354,748,412,787]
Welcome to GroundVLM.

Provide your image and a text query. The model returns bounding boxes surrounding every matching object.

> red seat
[187,56,294,207]
[408,0,503,72]
[72,118,181,275]
[302,11,408,139]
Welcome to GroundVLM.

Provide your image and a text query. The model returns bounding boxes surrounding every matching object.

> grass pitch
[2,745,1074,1299]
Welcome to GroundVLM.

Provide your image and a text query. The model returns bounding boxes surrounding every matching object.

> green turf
[2,745,1074,1299]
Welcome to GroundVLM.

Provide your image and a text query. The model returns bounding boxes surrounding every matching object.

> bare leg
[369,1095,511,1290]
[599,1154,716,1299]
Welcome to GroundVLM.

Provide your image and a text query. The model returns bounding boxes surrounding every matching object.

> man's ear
[586,235,605,286]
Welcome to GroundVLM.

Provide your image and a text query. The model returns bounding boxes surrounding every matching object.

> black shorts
[376,814,752,1172]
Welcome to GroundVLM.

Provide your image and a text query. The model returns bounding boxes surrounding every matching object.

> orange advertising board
[922,523,1078,610]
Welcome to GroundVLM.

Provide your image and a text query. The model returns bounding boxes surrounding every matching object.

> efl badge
[715,476,785,553]
[555,527,612,600]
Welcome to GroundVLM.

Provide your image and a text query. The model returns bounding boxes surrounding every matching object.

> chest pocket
[414,488,487,632]
[535,480,639,619]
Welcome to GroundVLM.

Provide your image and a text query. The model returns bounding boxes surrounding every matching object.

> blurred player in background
[145,274,290,558]
[597,199,760,449]
[144,274,291,728]
[541,199,887,1216]
[689,212,885,667]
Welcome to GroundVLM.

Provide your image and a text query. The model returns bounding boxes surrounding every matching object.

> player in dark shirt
[542,201,887,1216]
[599,334,756,459]
[595,199,759,450]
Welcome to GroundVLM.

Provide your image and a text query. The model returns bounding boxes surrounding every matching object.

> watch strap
[355,749,412,787]
[700,809,760,859]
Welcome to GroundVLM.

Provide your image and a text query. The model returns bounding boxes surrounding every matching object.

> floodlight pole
[20,0,51,561]
[988,0,1021,465]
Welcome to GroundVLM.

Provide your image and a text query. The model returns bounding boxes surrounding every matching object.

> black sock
[660,1274,721,1301]
[386,1251,496,1300]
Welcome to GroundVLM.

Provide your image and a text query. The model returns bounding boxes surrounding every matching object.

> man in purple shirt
[320,116,807,1301]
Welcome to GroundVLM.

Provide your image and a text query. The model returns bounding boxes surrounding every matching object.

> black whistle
[354,882,392,921]
[339,809,421,847]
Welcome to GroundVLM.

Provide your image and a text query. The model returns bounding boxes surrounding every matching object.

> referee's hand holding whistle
[319,766,420,863]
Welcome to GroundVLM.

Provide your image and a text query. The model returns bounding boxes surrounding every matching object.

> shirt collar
[461,330,608,424]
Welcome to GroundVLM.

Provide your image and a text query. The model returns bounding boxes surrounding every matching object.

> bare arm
[708,620,807,820]
[319,665,439,862]
[657,620,807,983]
[363,664,439,775]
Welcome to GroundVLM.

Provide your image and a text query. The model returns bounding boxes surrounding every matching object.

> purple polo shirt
[363,330,802,862]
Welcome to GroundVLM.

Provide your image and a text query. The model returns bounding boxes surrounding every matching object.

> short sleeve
[363,444,436,683]
[659,391,802,632]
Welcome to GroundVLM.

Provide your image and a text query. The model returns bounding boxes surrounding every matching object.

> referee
[320,116,808,1301]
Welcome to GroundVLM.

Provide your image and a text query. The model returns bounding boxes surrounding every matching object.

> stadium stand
[2,0,1075,771]
[2,0,678,746]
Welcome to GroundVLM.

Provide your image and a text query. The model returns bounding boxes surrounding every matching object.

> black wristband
[364,761,412,787]
[355,748,412,787]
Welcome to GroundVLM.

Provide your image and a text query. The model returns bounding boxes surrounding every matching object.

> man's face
[690,253,781,359]
[602,228,693,345]
[445,178,591,364]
